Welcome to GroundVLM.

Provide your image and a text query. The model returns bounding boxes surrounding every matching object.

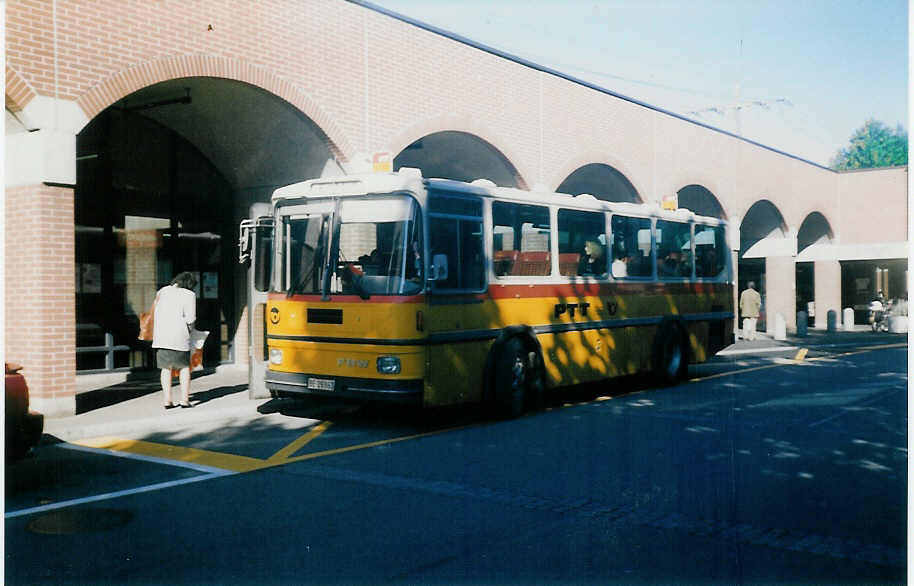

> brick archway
[5,65,38,113]
[75,54,354,163]
[551,151,646,201]
[388,114,531,189]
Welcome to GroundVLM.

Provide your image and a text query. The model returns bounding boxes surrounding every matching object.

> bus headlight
[269,348,283,365]
[376,356,401,374]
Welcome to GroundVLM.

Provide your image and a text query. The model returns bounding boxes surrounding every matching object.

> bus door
[425,193,488,406]
[239,203,274,399]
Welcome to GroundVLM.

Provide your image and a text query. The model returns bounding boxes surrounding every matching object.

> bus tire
[493,336,529,419]
[653,320,688,386]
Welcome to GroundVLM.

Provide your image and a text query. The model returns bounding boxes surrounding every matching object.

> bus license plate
[307,378,335,392]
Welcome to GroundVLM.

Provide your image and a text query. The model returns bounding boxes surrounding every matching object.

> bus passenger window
[557,209,607,277]
[695,224,726,278]
[656,220,693,279]
[610,215,653,278]
[492,202,552,277]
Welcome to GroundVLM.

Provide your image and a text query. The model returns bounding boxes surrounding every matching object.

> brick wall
[5,184,76,416]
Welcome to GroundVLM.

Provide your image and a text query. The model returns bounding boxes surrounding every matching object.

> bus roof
[272,168,726,226]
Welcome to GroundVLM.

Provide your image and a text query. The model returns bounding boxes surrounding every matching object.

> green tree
[831,119,907,170]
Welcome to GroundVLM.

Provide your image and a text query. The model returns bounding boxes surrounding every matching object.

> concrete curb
[44,399,272,443]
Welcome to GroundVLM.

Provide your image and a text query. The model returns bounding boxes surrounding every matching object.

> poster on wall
[82,263,102,294]
[203,272,218,299]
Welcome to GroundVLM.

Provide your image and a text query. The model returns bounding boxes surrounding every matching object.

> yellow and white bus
[240,168,733,417]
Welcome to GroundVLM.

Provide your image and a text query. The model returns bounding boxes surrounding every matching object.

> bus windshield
[282,195,423,298]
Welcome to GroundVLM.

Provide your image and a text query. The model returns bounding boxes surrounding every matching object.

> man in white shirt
[152,272,198,408]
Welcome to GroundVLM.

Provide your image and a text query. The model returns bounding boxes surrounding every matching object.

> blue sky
[370,0,908,167]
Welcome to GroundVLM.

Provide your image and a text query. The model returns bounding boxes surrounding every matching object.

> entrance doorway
[75,108,234,372]
[795,262,814,327]
[738,258,766,331]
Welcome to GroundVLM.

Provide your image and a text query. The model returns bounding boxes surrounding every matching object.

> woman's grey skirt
[156,348,190,369]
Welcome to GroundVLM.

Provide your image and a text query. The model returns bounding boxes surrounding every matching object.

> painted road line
[717,346,797,356]
[267,421,333,462]
[263,424,477,468]
[59,442,234,475]
[6,472,230,519]
[793,348,808,362]
[690,343,906,383]
[73,436,267,473]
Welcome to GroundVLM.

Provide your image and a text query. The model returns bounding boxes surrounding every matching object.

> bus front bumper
[265,370,424,405]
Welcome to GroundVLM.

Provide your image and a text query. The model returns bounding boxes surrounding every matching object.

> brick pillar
[5,184,76,416]
[813,259,842,329]
[765,255,797,335]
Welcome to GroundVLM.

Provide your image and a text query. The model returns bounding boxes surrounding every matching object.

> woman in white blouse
[152,271,198,409]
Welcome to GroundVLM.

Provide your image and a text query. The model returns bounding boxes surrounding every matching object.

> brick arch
[5,65,38,112]
[663,171,725,208]
[74,54,353,162]
[790,205,835,237]
[550,151,646,201]
[387,114,531,189]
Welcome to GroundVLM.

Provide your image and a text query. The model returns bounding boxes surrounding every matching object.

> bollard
[827,310,837,332]
[843,307,855,331]
[774,312,787,340]
[796,311,807,337]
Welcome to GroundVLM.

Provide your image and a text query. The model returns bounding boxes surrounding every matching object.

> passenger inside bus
[659,250,683,277]
[578,240,606,275]
[611,245,631,278]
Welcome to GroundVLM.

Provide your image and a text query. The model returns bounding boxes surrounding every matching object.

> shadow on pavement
[75,368,218,414]
[190,384,247,407]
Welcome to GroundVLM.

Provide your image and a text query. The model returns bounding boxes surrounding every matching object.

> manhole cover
[26,508,134,535]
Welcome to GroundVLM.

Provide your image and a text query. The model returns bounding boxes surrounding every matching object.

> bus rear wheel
[493,337,534,419]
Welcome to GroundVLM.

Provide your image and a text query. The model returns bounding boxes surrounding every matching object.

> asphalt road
[5,343,907,584]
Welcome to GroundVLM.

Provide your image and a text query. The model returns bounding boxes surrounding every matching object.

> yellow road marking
[74,436,268,473]
[793,348,808,362]
[267,421,333,462]
[691,342,906,383]
[74,423,473,474]
[260,424,477,469]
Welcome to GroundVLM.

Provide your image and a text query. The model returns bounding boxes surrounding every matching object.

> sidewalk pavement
[43,328,907,443]
[44,365,269,443]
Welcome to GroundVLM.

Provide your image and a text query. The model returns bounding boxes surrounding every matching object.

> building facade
[6,0,907,416]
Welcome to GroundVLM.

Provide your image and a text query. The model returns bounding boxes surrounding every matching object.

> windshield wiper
[320,201,342,301]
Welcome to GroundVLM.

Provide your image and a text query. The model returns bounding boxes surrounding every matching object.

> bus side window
[656,220,693,279]
[557,209,607,277]
[695,224,726,278]
[610,215,653,278]
[492,202,552,278]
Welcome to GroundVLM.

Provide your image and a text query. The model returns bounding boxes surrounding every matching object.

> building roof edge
[349,0,835,173]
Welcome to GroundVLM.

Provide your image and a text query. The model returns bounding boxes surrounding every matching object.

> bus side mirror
[240,217,274,292]
[253,223,273,293]
[429,254,448,282]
